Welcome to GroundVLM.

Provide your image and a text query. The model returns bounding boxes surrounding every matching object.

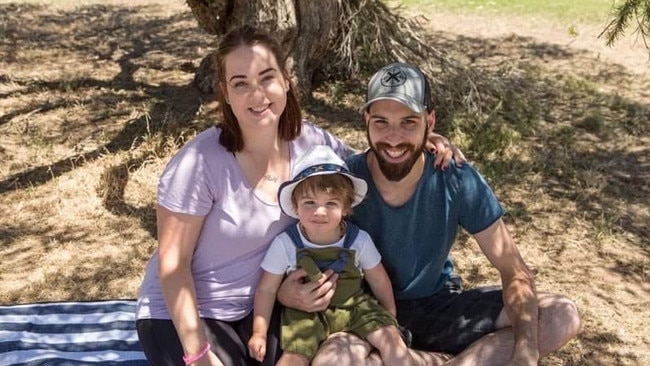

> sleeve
[260,234,293,275]
[157,144,215,216]
[298,121,356,158]
[353,230,382,270]
[457,164,505,234]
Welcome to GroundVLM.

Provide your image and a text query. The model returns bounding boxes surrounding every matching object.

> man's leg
[312,283,498,366]
[445,293,581,366]
[311,332,382,366]
[276,351,310,366]
[312,293,580,366]
[398,285,504,355]
[312,332,450,366]
[365,325,413,365]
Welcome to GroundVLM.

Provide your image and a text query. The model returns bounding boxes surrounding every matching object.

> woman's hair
[291,174,356,215]
[213,25,302,152]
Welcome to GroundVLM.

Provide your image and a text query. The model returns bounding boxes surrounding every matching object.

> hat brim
[359,95,426,115]
[278,171,368,219]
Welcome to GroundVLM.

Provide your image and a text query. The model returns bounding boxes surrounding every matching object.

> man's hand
[277,268,338,312]
[426,131,466,169]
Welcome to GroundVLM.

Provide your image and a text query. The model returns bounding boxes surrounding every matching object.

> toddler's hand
[247,334,266,362]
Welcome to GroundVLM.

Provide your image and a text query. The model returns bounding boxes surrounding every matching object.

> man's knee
[539,294,581,353]
[545,294,581,336]
[320,332,364,349]
[496,294,581,341]
[312,332,372,366]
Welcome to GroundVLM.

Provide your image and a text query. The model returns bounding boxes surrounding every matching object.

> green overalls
[280,222,397,359]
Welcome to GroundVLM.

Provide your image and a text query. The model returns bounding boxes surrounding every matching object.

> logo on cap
[381,67,407,87]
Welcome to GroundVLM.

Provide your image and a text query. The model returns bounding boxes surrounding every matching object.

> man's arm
[426,131,467,168]
[276,268,338,312]
[473,219,539,365]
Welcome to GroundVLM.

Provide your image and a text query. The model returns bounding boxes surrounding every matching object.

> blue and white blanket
[0,300,147,365]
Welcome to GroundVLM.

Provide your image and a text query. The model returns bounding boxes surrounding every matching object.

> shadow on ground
[1,4,648,364]
[0,3,216,236]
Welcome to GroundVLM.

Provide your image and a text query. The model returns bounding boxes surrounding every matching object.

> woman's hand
[426,131,467,170]
[276,268,338,312]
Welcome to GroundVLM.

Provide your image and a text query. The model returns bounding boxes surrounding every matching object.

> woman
[135,25,460,366]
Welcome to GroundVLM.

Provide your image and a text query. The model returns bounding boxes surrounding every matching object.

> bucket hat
[278,145,367,219]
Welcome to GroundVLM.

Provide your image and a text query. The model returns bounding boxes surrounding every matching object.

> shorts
[281,292,397,359]
[396,276,504,355]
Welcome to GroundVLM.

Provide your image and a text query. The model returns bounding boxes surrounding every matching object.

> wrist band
[182,341,210,365]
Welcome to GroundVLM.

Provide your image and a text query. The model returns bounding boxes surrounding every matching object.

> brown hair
[291,174,356,215]
[213,25,302,152]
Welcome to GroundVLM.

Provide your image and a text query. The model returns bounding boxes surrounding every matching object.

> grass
[1,1,649,365]
[0,0,185,6]
[400,0,620,24]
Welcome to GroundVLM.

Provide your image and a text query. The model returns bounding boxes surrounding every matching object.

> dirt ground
[420,9,650,366]
[0,1,648,365]
[419,9,650,366]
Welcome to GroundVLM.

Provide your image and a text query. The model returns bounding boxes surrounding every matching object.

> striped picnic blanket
[0,300,147,366]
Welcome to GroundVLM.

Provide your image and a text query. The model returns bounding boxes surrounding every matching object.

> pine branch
[599,0,649,52]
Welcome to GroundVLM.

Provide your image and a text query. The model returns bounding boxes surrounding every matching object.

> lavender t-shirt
[136,122,350,321]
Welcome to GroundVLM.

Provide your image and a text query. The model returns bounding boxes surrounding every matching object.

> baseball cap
[278,145,368,219]
[360,62,432,114]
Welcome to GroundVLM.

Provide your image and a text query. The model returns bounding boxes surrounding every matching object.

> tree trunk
[187,0,341,101]
[186,0,455,102]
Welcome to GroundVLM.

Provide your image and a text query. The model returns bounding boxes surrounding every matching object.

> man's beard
[368,132,427,182]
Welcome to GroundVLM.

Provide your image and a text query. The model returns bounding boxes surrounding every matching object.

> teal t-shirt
[345,151,504,300]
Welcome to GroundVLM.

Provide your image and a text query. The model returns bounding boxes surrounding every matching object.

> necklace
[263,175,278,182]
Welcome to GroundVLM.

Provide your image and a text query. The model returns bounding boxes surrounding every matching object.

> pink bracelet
[182,341,210,365]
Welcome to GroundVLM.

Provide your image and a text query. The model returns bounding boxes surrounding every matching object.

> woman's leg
[136,317,252,366]
[136,319,184,366]
[237,303,284,366]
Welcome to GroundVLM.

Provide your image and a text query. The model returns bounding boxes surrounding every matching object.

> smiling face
[213,26,302,152]
[295,189,347,245]
[222,44,289,132]
[365,99,433,181]
[291,174,355,245]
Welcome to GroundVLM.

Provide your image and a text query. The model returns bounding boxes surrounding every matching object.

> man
[278,63,581,365]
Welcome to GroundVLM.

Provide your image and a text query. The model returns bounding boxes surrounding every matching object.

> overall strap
[284,223,305,249]
[320,221,359,272]
[312,221,358,273]
[341,221,360,250]
[288,221,360,274]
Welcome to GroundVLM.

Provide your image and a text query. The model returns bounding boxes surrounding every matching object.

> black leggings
[136,306,281,366]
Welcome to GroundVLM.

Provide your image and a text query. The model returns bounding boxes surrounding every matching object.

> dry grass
[0,0,210,301]
[0,1,649,365]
